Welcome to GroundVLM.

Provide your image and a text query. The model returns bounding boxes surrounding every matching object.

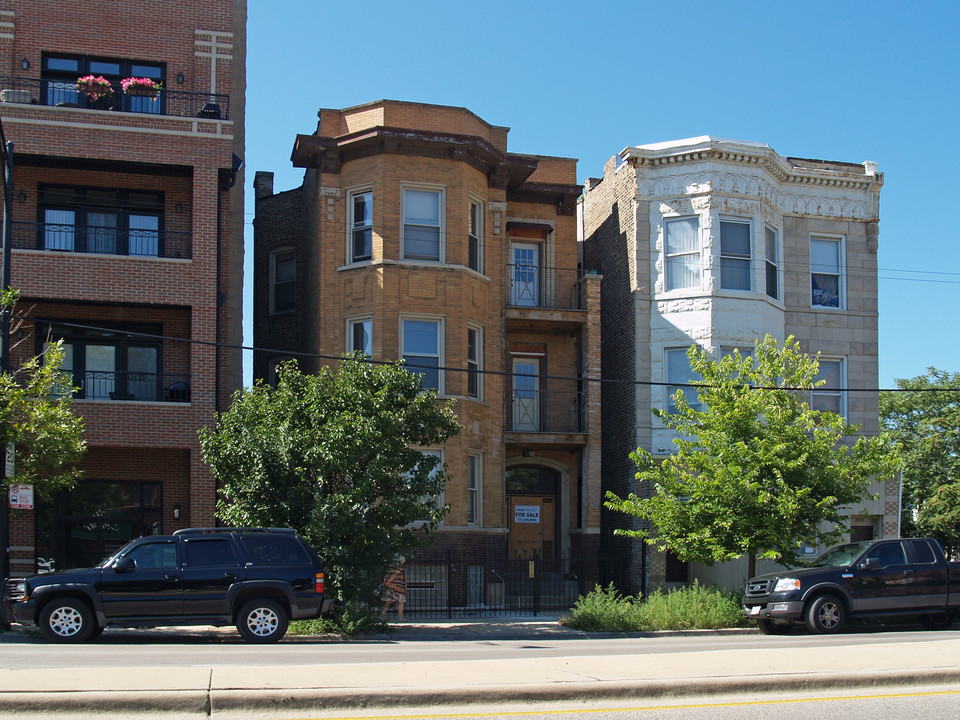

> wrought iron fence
[381,551,598,619]
[0,76,230,120]
[506,264,582,310]
[506,387,586,434]
[13,221,191,259]
[72,371,191,403]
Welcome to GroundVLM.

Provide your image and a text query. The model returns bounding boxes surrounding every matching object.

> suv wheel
[805,594,845,634]
[237,599,288,643]
[39,599,96,643]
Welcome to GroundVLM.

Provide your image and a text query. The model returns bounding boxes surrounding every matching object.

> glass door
[511,243,540,306]
[512,358,540,431]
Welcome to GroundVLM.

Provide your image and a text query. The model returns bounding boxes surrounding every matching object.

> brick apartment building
[0,0,245,575]
[581,137,891,594]
[253,100,602,609]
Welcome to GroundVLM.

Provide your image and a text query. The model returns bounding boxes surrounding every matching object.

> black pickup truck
[743,537,960,634]
[1,527,334,643]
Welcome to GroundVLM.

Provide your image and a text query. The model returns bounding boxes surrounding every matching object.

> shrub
[561,581,749,632]
[288,602,387,636]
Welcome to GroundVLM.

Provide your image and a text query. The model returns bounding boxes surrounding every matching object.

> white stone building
[581,137,893,593]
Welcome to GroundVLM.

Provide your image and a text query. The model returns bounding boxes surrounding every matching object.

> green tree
[605,335,900,578]
[0,291,86,498]
[915,483,960,553]
[199,356,461,610]
[879,368,960,540]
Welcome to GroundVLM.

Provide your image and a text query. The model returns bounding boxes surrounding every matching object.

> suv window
[124,541,178,569]
[240,534,310,565]
[184,538,238,567]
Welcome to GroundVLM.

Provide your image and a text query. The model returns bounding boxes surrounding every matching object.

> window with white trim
[401,317,443,392]
[349,189,373,263]
[467,324,482,399]
[811,358,845,416]
[719,219,751,291]
[347,317,372,358]
[664,217,700,290]
[270,248,295,314]
[765,226,779,300]
[402,187,444,262]
[666,347,701,413]
[811,236,843,308]
[468,198,483,273]
[467,452,481,526]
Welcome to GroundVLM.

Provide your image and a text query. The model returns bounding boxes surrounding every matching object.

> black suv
[1,527,333,643]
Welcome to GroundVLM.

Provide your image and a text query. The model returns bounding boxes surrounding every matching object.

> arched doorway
[506,466,559,560]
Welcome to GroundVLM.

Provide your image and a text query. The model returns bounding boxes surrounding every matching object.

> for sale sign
[514,504,540,524]
[9,484,34,510]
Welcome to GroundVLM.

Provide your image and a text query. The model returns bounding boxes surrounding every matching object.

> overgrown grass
[560,581,750,632]
[288,602,388,636]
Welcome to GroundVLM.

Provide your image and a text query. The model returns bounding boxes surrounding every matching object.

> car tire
[805,594,845,634]
[236,599,288,643]
[39,599,97,643]
[756,619,792,635]
[918,612,955,630]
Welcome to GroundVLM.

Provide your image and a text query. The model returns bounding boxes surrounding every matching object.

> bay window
[665,217,700,290]
[402,187,443,262]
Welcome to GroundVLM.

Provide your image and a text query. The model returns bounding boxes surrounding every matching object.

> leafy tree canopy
[1,290,85,498]
[198,356,461,607]
[880,368,960,544]
[605,335,900,577]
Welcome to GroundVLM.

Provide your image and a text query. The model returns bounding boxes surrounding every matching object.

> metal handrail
[73,370,191,403]
[506,388,586,433]
[506,264,583,310]
[12,221,191,259]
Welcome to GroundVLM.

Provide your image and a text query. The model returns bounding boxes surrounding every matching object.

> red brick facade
[0,0,245,575]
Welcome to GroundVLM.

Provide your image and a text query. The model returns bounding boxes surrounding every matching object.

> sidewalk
[2,617,960,716]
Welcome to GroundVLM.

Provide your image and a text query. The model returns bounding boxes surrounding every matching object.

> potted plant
[121,76,162,99]
[75,75,114,102]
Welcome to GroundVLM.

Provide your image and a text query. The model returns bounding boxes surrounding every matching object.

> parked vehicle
[743,537,960,634]
[1,527,333,643]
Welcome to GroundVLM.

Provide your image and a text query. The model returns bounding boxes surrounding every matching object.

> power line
[18,314,960,395]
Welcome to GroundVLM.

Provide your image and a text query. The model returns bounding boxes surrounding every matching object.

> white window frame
[467,452,482,526]
[810,357,846,417]
[467,322,483,400]
[664,216,701,291]
[810,235,845,309]
[468,197,483,274]
[401,184,445,263]
[665,347,702,413]
[347,187,373,264]
[764,225,780,300]
[346,315,372,358]
[269,247,295,315]
[400,315,444,394]
[719,218,752,291]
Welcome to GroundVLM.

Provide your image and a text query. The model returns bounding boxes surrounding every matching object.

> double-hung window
[467,324,482,399]
[666,347,701,413]
[270,248,295,314]
[468,199,483,273]
[719,219,751,291]
[347,317,372,357]
[765,226,780,300]
[664,217,701,290]
[402,187,443,262]
[349,189,372,262]
[811,237,843,308]
[402,318,443,392]
[811,358,845,416]
[467,453,481,526]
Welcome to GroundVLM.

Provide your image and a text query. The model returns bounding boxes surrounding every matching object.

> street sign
[4,441,12,478]
[9,483,32,510]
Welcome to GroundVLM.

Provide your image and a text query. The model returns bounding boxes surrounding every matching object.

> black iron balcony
[506,264,582,310]
[73,371,191,403]
[506,386,586,434]
[12,221,191,260]
[0,76,230,120]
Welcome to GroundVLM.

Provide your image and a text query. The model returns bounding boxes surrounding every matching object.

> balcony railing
[74,371,191,403]
[13,221,191,260]
[506,386,586,434]
[0,76,230,120]
[506,265,582,310]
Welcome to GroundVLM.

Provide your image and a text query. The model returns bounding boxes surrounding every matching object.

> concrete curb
[3,667,960,715]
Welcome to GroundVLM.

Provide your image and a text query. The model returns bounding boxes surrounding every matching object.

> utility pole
[1,116,13,608]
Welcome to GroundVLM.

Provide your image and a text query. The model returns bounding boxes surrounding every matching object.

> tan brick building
[0,0,245,574]
[254,100,602,609]
[581,137,890,593]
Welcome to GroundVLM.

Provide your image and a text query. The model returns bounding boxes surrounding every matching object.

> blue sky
[242,0,960,389]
